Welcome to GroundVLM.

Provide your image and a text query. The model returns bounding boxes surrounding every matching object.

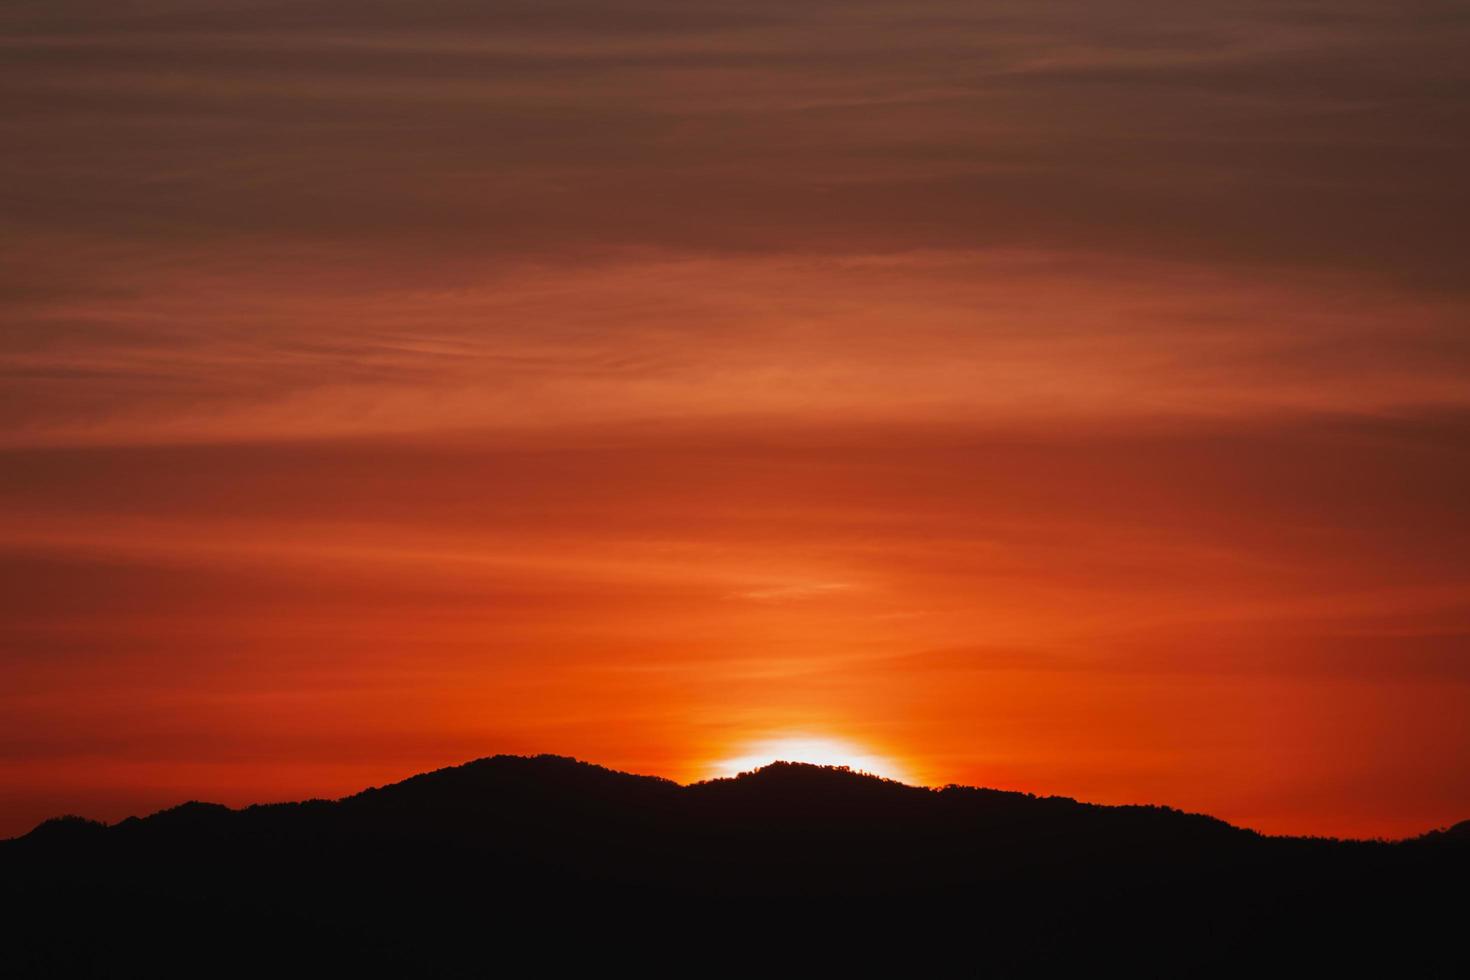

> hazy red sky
[3,1,1469,838]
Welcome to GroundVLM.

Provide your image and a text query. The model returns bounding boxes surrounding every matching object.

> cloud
[3,2,1467,277]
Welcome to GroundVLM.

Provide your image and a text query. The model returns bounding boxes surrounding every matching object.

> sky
[3,0,1469,839]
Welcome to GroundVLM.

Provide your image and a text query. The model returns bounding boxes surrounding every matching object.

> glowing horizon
[708,736,916,785]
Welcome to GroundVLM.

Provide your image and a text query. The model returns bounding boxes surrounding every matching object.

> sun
[710,735,913,784]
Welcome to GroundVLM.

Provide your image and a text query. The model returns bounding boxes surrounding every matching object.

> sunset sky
[3,1,1469,839]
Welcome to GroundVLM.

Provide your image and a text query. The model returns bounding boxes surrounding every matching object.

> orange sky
[2,1,1469,839]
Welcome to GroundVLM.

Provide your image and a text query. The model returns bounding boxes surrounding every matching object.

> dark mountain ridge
[4,755,1465,976]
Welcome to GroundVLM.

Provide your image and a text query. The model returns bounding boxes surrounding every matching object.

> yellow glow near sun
[711,736,912,784]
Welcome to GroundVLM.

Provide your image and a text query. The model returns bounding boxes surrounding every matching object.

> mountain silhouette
[3,755,1464,976]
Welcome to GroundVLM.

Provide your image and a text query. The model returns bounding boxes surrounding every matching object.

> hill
[2,755,1464,975]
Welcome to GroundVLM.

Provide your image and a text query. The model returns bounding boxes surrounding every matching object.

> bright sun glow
[711,736,912,783]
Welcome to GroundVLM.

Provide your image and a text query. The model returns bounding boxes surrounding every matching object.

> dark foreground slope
[3,756,1465,976]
